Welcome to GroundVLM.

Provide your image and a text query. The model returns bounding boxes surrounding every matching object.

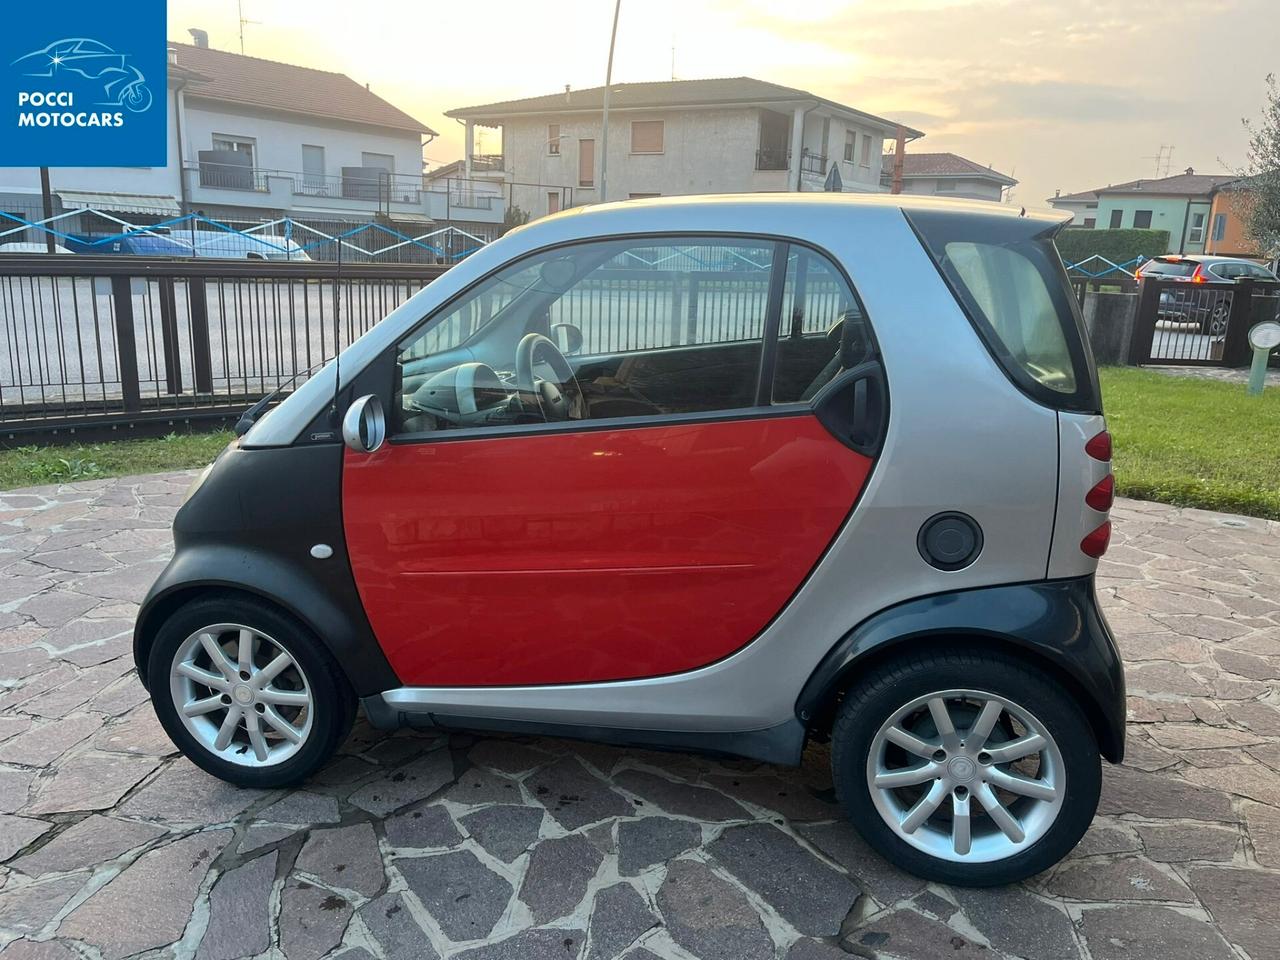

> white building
[0,38,505,251]
[880,152,1017,203]
[1047,189,1100,227]
[445,78,923,219]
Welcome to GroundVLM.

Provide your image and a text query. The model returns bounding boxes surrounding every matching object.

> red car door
[342,237,879,686]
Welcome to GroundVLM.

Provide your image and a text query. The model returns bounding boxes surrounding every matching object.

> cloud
[954,79,1177,126]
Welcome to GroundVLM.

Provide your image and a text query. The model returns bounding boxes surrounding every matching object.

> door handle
[814,361,887,457]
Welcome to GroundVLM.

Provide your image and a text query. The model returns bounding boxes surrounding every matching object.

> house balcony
[183,163,506,224]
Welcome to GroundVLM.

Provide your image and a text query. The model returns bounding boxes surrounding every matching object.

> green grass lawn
[1100,367,1280,520]
[0,431,233,491]
[0,369,1276,520]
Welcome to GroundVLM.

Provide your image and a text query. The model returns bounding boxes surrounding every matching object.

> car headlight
[182,463,215,506]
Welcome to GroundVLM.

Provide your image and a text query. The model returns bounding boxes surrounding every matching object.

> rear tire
[831,649,1100,886]
[148,594,356,789]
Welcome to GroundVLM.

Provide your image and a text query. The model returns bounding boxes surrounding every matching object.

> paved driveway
[0,474,1277,960]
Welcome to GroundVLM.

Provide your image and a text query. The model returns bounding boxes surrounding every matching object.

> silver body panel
[260,194,1070,734]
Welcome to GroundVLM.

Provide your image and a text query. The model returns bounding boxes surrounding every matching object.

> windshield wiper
[234,359,332,437]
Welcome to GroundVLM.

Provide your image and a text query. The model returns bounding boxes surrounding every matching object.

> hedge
[1056,228,1170,270]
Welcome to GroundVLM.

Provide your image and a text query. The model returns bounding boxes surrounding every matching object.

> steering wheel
[515,333,585,422]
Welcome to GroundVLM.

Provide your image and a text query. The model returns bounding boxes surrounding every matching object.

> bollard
[1246,321,1280,396]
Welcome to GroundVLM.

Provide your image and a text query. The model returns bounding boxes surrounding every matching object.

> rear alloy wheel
[149,596,355,788]
[832,651,1100,886]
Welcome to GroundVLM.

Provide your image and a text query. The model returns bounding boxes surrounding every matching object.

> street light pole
[599,0,622,203]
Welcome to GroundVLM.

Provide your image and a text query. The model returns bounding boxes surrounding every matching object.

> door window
[393,236,777,436]
[773,246,871,402]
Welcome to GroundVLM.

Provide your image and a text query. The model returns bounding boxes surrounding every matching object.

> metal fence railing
[1129,276,1280,366]
[0,256,446,437]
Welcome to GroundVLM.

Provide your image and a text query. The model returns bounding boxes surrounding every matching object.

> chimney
[1054,188,1060,198]
[167,46,178,65]
[187,28,209,48]
[1184,166,1194,176]
[565,84,571,104]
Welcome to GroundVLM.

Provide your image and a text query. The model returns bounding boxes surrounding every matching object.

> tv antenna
[237,0,260,54]
[1142,144,1174,178]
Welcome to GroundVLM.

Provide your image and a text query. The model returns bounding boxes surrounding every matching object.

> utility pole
[599,0,621,203]
[39,167,54,254]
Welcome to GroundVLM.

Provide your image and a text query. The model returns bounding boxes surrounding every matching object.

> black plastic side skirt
[360,697,807,766]
[794,576,1126,763]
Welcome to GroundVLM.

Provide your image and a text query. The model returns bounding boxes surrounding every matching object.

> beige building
[881,152,1017,203]
[445,77,923,219]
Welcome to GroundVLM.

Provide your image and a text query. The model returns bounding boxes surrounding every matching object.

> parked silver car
[136,194,1122,887]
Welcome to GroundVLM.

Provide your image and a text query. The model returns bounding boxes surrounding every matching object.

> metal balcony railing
[196,161,269,192]
[799,152,828,176]
[469,154,505,172]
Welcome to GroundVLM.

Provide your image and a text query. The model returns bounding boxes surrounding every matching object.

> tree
[502,204,531,234]
[1240,74,1280,256]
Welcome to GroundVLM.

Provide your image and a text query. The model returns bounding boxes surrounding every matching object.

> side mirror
[550,322,584,355]
[342,394,386,453]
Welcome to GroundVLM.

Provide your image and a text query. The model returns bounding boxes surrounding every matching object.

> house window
[578,138,595,187]
[860,133,872,167]
[843,130,855,162]
[631,120,664,154]
[547,192,561,215]
[1083,217,1096,229]
[1133,210,1152,229]
[211,135,255,166]
[548,124,560,156]
[935,180,955,192]
[1108,209,1123,229]
[361,152,395,174]
[1188,212,1206,244]
[628,193,661,200]
[1212,212,1226,242]
[301,145,325,192]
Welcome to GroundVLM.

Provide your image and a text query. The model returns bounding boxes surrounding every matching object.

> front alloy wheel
[170,623,314,766]
[149,595,355,788]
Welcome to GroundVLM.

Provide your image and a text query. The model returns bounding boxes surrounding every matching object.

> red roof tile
[170,42,435,136]
[882,151,1016,184]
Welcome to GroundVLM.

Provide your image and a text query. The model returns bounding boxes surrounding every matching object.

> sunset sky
[167,0,1275,207]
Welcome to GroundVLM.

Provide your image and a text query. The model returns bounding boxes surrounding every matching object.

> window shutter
[631,121,664,154]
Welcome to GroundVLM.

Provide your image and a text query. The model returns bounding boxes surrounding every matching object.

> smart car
[135,194,1123,886]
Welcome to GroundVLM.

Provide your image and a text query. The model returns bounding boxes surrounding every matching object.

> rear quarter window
[907,209,1100,413]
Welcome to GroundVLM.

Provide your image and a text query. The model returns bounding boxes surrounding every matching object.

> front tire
[148,595,356,788]
[831,649,1101,886]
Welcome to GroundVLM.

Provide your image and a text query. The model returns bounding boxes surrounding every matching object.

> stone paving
[0,473,1278,960]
